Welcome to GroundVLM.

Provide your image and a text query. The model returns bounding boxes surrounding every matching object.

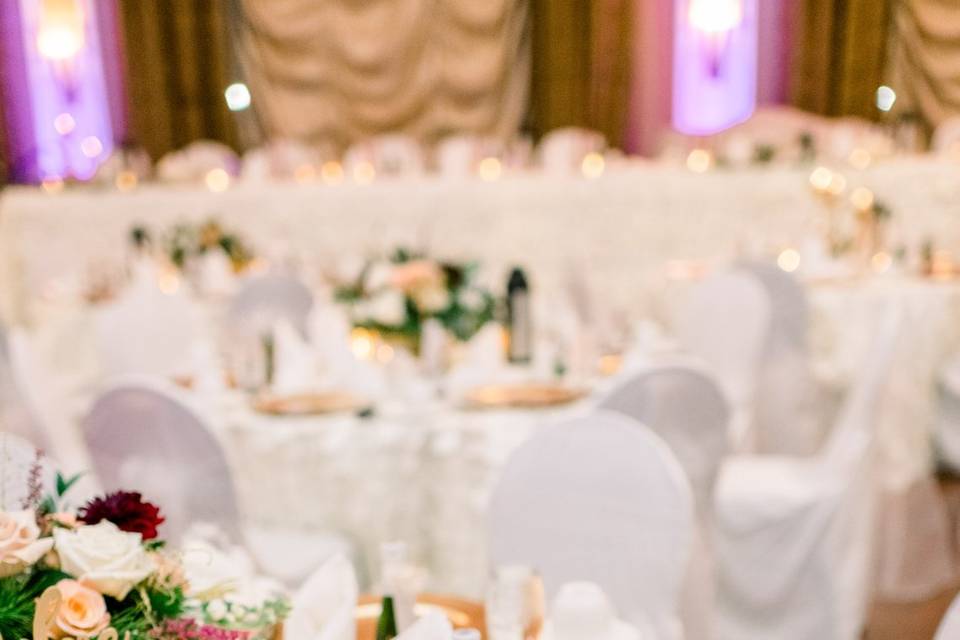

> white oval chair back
[228,273,314,337]
[489,411,693,640]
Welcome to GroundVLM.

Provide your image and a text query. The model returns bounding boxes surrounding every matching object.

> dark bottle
[507,267,532,364]
[376,595,399,640]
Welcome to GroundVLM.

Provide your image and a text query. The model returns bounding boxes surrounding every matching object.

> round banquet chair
[489,411,693,640]
[599,363,729,640]
[714,306,903,640]
[82,379,352,585]
[674,269,772,452]
[0,431,57,512]
[227,273,314,338]
[935,590,960,639]
[736,262,824,455]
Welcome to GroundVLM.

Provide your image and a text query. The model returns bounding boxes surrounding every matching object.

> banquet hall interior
[3,0,960,639]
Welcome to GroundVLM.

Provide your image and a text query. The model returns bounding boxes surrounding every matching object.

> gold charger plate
[252,391,365,416]
[355,594,485,639]
[462,382,587,410]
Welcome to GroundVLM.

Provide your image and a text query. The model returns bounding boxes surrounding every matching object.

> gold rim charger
[462,382,587,410]
[251,391,365,416]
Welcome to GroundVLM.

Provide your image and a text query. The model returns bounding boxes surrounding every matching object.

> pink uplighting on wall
[16,0,113,181]
[672,0,757,136]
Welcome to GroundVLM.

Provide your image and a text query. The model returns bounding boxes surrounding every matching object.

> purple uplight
[16,0,113,181]
[672,0,757,136]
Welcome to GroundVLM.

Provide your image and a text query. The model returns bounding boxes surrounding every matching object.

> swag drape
[888,0,960,132]
[235,0,530,151]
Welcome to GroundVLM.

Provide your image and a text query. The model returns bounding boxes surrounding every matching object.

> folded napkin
[195,251,237,297]
[271,319,318,394]
[285,554,358,640]
[395,612,453,640]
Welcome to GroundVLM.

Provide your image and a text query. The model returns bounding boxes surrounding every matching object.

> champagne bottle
[376,595,398,640]
[506,267,532,364]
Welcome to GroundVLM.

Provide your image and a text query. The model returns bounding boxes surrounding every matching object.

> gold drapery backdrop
[236,0,530,151]
[117,0,239,159]
[528,0,634,146]
[888,0,960,132]
[789,0,892,120]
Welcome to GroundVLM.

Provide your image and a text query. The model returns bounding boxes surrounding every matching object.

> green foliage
[0,569,70,640]
[109,585,186,639]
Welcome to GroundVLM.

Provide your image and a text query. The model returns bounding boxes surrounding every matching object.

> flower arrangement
[334,248,496,349]
[0,474,288,640]
[129,219,254,274]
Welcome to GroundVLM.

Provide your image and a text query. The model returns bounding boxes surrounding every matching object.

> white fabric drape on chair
[236,0,530,150]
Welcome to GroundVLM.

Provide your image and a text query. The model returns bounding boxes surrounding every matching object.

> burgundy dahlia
[79,491,165,540]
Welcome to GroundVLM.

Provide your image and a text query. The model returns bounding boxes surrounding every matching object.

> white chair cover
[538,127,605,175]
[82,379,243,543]
[228,273,314,337]
[286,553,358,640]
[489,411,693,640]
[935,590,960,639]
[93,278,205,379]
[931,116,960,155]
[156,140,239,182]
[737,262,823,455]
[434,135,502,177]
[0,432,57,512]
[82,380,352,585]
[715,306,903,640]
[599,364,729,640]
[344,135,425,177]
[675,270,771,451]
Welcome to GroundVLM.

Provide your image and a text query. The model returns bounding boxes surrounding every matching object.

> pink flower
[50,580,111,639]
[390,260,444,292]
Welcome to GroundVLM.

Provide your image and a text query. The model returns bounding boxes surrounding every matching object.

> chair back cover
[538,127,605,174]
[936,590,960,639]
[737,262,822,455]
[675,270,771,430]
[82,380,242,543]
[599,364,729,510]
[0,324,47,450]
[94,279,204,378]
[489,411,693,639]
[932,116,960,154]
[0,432,56,512]
[228,273,314,337]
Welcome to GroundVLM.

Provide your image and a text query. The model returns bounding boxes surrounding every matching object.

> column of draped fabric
[528,0,634,147]
[789,0,891,120]
[888,0,960,132]
[116,0,239,160]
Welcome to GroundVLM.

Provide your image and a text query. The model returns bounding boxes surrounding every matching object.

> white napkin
[308,305,387,398]
[395,612,453,640]
[285,554,358,640]
[196,251,237,297]
[271,320,316,394]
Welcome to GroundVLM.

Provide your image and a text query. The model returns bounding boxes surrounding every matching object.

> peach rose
[52,580,111,639]
[0,510,54,577]
[390,260,444,292]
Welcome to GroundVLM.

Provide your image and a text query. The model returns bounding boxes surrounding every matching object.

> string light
[477,157,502,181]
[581,152,605,179]
[224,83,251,112]
[53,112,75,135]
[876,86,896,112]
[80,136,103,158]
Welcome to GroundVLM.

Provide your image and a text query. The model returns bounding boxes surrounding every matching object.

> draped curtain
[789,0,892,120]
[236,0,530,151]
[888,0,960,132]
[116,0,238,159]
[528,0,634,147]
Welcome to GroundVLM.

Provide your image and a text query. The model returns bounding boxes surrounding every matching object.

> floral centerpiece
[0,474,288,640]
[334,248,496,352]
[130,219,255,274]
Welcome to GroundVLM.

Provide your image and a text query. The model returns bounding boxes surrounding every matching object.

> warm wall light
[36,0,85,61]
[688,0,743,33]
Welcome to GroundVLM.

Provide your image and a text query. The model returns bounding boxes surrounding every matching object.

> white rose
[413,283,450,313]
[0,510,54,577]
[54,521,154,600]
[180,539,252,601]
[368,289,408,326]
[363,261,393,292]
[458,288,487,312]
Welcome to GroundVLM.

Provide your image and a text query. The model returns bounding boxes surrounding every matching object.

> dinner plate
[462,382,587,410]
[251,391,365,416]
